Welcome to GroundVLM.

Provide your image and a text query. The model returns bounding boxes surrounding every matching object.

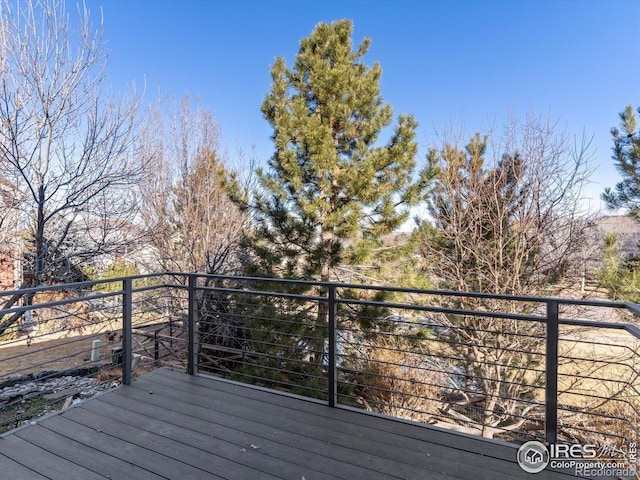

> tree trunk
[0,279,33,336]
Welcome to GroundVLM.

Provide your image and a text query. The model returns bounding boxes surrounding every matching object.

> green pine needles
[602,105,640,216]
[251,20,429,282]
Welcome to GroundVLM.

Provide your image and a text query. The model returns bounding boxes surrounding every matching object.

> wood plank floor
[0,367,579,479]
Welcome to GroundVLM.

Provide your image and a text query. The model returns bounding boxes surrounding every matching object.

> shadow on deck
[0,367,579,479]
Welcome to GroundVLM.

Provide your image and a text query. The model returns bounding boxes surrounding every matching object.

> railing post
[327,284,337,407]
[545,300,559,445]
[122,277,133,385]
[154,330,159,362]
[187,274,198,375]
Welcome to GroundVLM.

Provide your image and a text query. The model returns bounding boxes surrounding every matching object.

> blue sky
[87,0,639,213]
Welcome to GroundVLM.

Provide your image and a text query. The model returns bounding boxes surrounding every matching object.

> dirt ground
[0,322,182,378]
[0,332,119,378]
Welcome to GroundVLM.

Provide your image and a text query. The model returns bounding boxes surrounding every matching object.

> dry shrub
[346,337,445,423]
[95,368,122,383]
[557,328,640,449]
[559,390,639,450]
[30,290,88,334]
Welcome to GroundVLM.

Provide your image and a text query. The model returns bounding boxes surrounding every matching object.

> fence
[1,273,638,455]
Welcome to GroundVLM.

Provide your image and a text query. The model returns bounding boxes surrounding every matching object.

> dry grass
[341,317,640,445]
[0,332,121,377]
[0,313,177,378]
[344,337,446,423]
[556,326,640,445]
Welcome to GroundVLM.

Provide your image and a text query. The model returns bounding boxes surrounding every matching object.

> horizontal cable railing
[1,272,638,465]
[187,273,640,456]
[0,274,189,433]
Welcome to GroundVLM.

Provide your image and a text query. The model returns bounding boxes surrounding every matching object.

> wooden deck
[0,367,578,479]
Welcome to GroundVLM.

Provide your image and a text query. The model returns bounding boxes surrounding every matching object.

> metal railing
[1,272,639,457]
[0,274,189,433]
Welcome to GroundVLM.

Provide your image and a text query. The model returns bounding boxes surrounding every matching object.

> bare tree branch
[417,110,595,438]
[0,0,143,334]
[138,94,247,277]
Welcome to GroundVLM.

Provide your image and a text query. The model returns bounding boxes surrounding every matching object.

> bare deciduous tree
[139,95,247,276]
[421,113,593,296]
[416,112,594,438]
[0,174,22,252]
[138,95,249,351]
[0,0,143,334]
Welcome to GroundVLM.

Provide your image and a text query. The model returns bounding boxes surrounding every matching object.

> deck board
[0,367,579,479]
[0,452,50,480]
[36,414,222,479]
[0,434,105,480]
[124,372,447,479]
[133,370,517,479]
[15,424,165,480]
[91,392,389,480]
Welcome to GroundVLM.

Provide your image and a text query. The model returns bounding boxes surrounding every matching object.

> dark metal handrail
[1,272,638,450]
[177,272,640,448]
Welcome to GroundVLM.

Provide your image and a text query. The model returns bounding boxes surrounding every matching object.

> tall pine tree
[602,105,640,216]
[218,21,427,395]
[251,19,425,282]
